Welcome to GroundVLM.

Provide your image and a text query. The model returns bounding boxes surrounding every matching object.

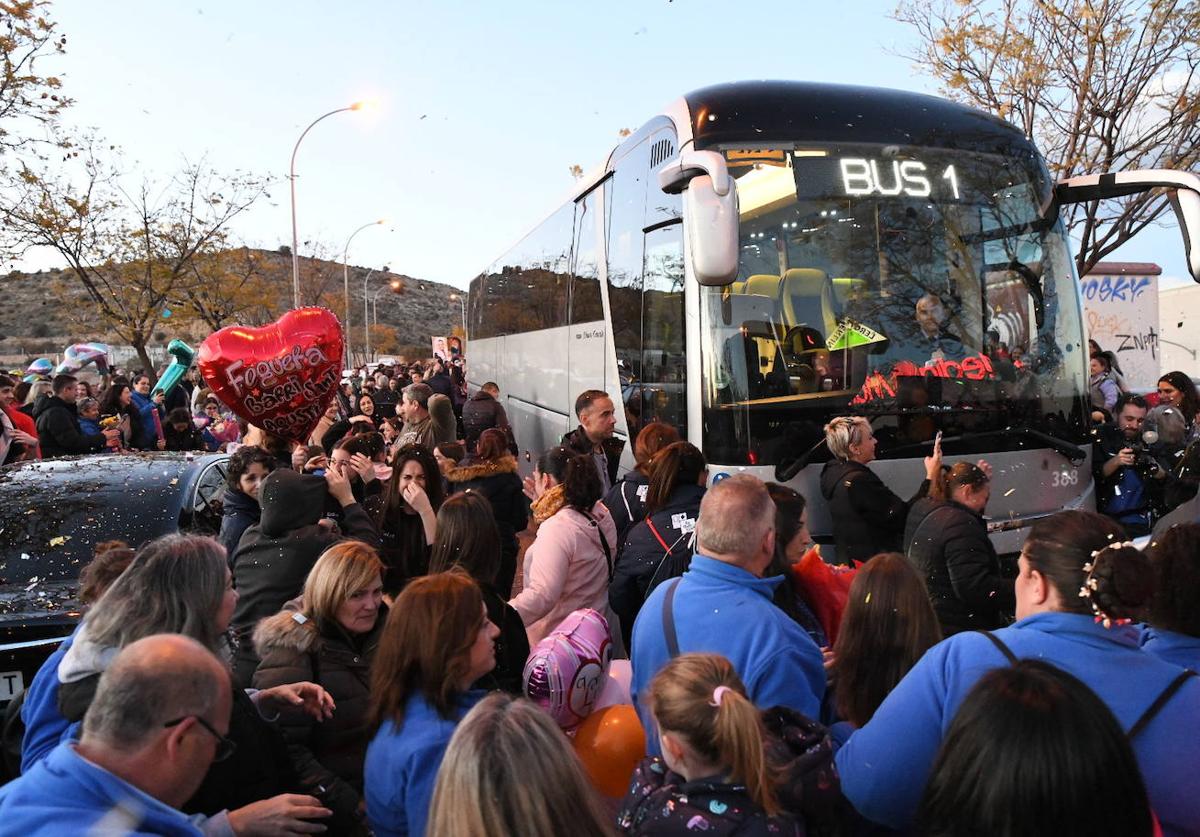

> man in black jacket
[562,389,625,492]
[462,382,511,453]
[34,374,120,458]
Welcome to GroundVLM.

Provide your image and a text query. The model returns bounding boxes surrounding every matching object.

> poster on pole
[431,336,449,360]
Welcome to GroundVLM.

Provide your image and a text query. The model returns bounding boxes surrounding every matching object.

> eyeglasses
[164,715,237,762]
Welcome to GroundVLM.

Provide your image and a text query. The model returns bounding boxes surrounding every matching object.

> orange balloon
[571,704,646,798]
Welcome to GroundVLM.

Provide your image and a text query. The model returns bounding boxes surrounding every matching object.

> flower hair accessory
[1078,543,1136,629]
[709,686,732,707]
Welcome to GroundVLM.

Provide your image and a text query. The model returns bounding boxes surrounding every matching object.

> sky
[11,0,1194,294]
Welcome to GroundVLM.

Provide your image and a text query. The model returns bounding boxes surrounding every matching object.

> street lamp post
[289,102,364,309]
[363,271,400,363]
[449,292,466,337]
[342,218,386,364]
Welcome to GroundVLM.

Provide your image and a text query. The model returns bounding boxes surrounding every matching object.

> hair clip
[709,686,732,708]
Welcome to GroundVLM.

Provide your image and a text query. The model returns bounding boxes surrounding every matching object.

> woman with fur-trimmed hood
[252,542,388,837]
[445,428,529,597]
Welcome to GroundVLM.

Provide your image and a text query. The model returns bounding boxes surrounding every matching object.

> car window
[191,460,228,535]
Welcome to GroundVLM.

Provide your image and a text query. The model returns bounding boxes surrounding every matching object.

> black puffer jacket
[603,471,650,548]
[903,497,1015,635]
[218,488,260,563]
[474,585,530,696]
[230,469,381,686]
[33,396,105,459]
[252,605,386,835]
[462,390,509,452]
[446,456,528,597]
[819,459,929,565]
[608,483,705,650]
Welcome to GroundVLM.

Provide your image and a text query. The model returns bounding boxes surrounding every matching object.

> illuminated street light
[449,292,466,336]
[289,101,365,308]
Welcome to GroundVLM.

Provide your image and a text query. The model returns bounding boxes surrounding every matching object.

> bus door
[568,184,607,410]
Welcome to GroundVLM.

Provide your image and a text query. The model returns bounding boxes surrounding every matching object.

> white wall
[1081,271,1160,391]
[1159,285,1200,377]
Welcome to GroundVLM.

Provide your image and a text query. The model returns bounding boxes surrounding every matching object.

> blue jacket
[1141,627,1200,673]
[364,690,483,837]
[218,488,260,561]
[835,612,1200,837]
[630,555,825,755]
[0,741,202,835]
[19,629,76,773]
[129,391,164,450]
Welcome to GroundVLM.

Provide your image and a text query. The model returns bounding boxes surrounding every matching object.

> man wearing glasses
[0,634,232,835]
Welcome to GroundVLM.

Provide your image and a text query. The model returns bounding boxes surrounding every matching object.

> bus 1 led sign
[839,158,961,200]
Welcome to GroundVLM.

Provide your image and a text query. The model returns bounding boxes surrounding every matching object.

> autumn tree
[0,0,71,162]
[173,244,278,331]
[895,0,1200,274]
[1,140,268,374]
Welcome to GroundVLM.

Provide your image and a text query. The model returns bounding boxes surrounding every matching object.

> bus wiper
[1007,259,1045,329]
[775,436,830,483]
[887,427,1086,464]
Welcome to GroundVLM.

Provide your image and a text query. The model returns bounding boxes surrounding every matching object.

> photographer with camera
[1093,394,1167,536]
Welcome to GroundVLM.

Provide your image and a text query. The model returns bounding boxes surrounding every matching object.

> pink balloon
[594,659,633,711]
[523,609,613,730]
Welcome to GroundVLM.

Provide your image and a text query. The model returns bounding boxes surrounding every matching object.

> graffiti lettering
[1115,327,1158,359]
[1080,276,1152,303]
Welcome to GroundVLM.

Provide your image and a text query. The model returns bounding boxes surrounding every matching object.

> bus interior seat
[780,268,838,338]
[744,273,782,301]
[721,292,789,400]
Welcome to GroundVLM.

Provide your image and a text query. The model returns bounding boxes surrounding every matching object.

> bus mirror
[1055,169,1200,284]
[685,173,740,286]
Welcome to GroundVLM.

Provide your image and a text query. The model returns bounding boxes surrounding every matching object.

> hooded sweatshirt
[230,469,380,686]
[0,742,202,836]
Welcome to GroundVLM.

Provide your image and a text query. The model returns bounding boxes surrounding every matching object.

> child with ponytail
[617,653,802,836]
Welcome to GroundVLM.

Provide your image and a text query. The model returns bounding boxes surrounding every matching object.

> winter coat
[428,394,457,445]
[424,371,454,400]
[230,469,381,686]
[364,690,485,837]
[1090,371,1121,413]
[163,421,206,452]
[475,585,530,695]
[445,456,529,597]
[0,742,202,836]
[903,497,1015,634]
[562,425,626,488]
[631,556,825,757]
[1141,626,1200,673]
[33,396,105,459]
[834,612,1200,836]
[19,629,75,773]
[218,488,260,562]
[617,757,803,836]
[819,459,929,565]
[252,606,386,834]
[461,390,510,452]
[509,501,621,650]
[603,471,650,547]
[609,483,705,650]
[2,403,37,464]
[128,390,165,450]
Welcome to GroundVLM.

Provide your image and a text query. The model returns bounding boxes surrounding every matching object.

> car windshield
[699,143,1089,466]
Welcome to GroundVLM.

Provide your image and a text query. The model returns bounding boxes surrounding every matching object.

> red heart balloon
[198,307,344,444]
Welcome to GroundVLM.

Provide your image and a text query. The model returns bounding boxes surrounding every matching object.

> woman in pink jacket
[510,446,623,654]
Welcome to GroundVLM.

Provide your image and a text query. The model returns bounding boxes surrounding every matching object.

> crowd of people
[0,354,1198,837]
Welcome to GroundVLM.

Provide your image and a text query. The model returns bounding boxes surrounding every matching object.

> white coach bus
[466,80,1200,555]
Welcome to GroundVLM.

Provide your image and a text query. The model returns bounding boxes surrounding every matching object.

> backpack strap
[662,578,682,659]
[976,630,1019,665]
[582,509,614,581]
[1128,669,1197,740]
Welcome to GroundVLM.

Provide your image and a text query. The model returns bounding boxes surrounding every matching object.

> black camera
[1129,429,1162,477]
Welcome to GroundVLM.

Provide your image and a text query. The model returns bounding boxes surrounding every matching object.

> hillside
[0,249,462,365]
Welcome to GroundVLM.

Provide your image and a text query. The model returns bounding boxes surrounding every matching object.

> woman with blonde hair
[364,571,500,837]
[426,693,614,837]
[819,415,940,564]
[253,540,388,835]
[618,653,802,835]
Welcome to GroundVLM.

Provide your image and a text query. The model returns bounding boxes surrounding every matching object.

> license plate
[0,670,24,701]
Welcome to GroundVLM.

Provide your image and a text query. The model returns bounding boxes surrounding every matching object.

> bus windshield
[700,143,1089,467]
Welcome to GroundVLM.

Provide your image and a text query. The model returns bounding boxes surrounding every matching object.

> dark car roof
[0,453,227,620]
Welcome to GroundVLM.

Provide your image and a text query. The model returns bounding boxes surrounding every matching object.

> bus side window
[571,188,604,324]
[641,223,686,437]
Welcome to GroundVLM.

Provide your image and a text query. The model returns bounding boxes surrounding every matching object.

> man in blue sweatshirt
[630,474,826,753]
[0,633,231,836]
